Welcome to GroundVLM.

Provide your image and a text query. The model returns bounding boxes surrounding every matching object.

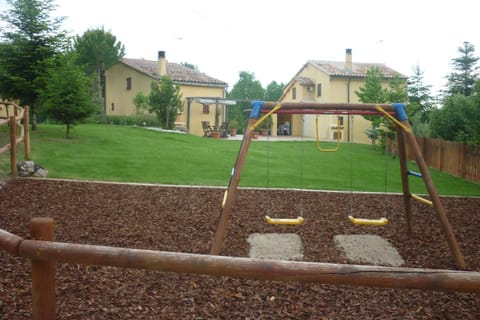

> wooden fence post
[9,116,16,176]
[439,139,444,171]
[30,217,56,320]
[24,106,30,160]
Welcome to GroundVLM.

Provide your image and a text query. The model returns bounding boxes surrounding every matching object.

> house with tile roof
[104,51,228,136]
[276,49,406,144]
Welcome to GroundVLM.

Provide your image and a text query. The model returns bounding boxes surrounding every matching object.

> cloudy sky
[1,0,478,94]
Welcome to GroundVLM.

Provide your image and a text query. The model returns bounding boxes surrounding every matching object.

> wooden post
[439,139,444,171]
[396,127,413,234]
[211,102,266,255]
[30,217,56,320]
[211,117,257,255]
[24,106,30,160]
[9,116,16,176]
[402,122,466,270]
[15,238,480,293]
[0,228,23,256]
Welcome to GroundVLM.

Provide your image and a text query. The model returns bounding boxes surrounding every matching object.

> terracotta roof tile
[309,60,405,79]
[121,58,227,87]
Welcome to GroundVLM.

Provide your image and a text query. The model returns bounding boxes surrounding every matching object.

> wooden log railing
[0,101,30,175]
[1,218,480,320]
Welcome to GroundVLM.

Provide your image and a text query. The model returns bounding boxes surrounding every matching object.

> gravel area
[247,233,303,260]
[0,178,479,319]
[334,234,405,266]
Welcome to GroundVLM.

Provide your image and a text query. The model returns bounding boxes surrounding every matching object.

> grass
[1,124,479,196]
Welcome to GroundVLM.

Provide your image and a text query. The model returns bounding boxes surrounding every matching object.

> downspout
[186,97,191,132]
[347,77,351,142]
[215,100,219,129]
[345,48,353,142]
[223,86,227,123]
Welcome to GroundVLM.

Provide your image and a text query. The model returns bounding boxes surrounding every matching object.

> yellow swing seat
[265,215,305,225]
[348,215,388,226]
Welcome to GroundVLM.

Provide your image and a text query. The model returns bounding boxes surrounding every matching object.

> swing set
[211,101,465,270]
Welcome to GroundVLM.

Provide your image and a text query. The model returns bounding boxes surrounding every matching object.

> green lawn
[1,124,479,196]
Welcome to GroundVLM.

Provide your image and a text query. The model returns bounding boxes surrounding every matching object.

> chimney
[158,51,167,76]
[345,48,353,73]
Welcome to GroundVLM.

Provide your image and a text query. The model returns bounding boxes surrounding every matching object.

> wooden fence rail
[0,101,30,175]
[408,137,480,184]
[1,218,480,320]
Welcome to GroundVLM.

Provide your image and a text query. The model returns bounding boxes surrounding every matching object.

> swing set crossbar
[260,109,389,116]
[265,216,305,225]
[348,215,389,226]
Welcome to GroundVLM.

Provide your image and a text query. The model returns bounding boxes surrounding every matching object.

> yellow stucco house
[277,49,406,144]
[105,51,228,136]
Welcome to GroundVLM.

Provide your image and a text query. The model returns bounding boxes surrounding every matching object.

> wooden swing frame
[210,101,466,270]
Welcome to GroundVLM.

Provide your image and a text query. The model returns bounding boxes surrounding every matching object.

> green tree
[444,41,479,97]
[264,81,284,102]
[355,67,389,106]
[386,73,408,104]
[148,76,183,129]
[0,0,67,130]
[355,67,388,147]
[432,80,480,145]
[133,92,149,116]
[356,67,407,148]
[430,94,472,142]
[37,53,97,138]
[227,71,264,130]
[407,64,434,137]
[407,64,434,119]
[73,27,125,123]
[468,81,480,145]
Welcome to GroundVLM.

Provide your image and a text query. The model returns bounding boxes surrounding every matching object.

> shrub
[84,114,161,127]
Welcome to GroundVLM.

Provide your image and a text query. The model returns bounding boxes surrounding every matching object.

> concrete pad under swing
[247,233,303,261]
[334,234,404,267]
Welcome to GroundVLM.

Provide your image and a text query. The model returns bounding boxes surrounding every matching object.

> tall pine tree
[407,64,434,136]
[73,27,125,123]
[0,0,67,129]
[444,41,479,97]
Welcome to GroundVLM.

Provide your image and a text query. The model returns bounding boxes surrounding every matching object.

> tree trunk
[98,67,107,124]
[31,104,37,131]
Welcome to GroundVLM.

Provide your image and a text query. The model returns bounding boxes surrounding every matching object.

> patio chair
[218,122,229,138]
[201,121,214,137]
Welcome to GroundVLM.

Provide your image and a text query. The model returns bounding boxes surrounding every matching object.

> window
[202,104,210,114]
[126,77,132,90]
[292,87,296,100]
[317,83,322,97]
[338,116,344,126]
[111,103,115,111]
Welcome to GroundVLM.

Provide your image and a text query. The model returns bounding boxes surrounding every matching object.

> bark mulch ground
[0,178,479,319]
